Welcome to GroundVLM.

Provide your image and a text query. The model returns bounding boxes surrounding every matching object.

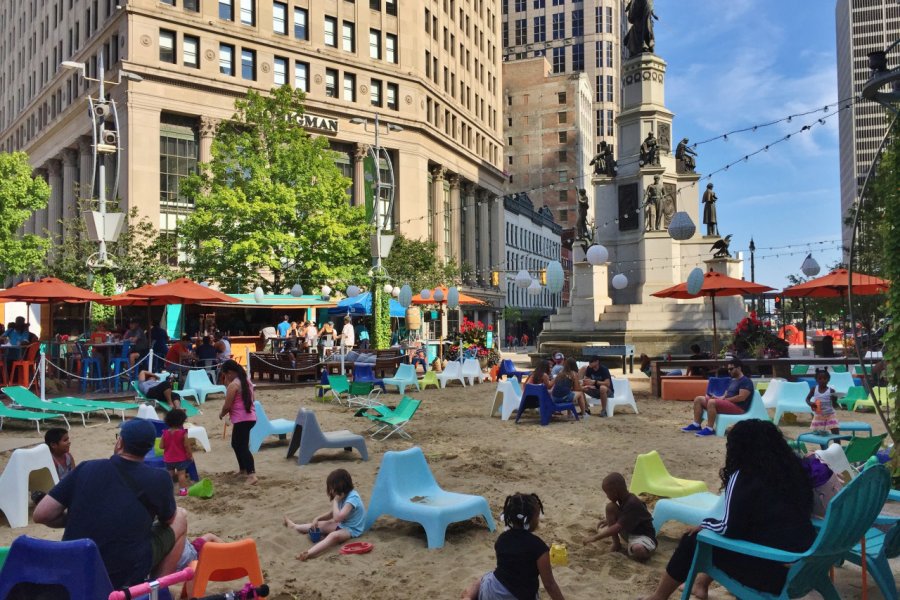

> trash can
[821,335,834,358]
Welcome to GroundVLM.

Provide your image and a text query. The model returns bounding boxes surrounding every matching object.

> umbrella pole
[803,298,808,349]
[711,293,718,357]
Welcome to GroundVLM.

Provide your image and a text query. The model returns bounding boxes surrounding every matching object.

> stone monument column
[352,143,367,208]
[46,159,63,242]
[448,174,461,268]
[430,166,445,260]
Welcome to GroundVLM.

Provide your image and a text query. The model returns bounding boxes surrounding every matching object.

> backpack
[803,454,844,518]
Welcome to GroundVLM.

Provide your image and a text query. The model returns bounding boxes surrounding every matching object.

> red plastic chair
[9,343,41,388]
[180,538,264,598]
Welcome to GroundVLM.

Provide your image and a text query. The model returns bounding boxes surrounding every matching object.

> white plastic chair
[761,378,785,409]
[0,444,59,528]
[436,361,466,388]
[491,378,522,420]
[136,404,158,420]
[187,425,211,452]
[815,443,854,479]
[773,381,816,425]
[606,378,638,417]
[461,358,489,386]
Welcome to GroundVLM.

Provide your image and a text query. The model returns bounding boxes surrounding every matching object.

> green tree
[0,151,50,280]
[45,200,178,289]
[382,233,460,291]
[178,86,369,293]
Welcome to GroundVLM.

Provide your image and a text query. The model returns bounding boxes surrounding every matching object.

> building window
[552,0,563,5]
[343,72,356,101]
[219,0,233,20]
[273,56,287,85]
[533,15,545,42]
[184,0,199,11]
[558,131,567,143]
[557,111,567,124]
[515,0,525,10]
[385,0,396,15]
[606,6,612,33]
[386,82,399,110]
[595,40,601,68]
[385,33,397,63]
[294,7,308,40]
[324,16,337,47]
[219,43,235,75]
[325,68,338,97]
[273,2,287,34]
[369,28,381,59]
[370,0,380,9]
[606,75,613,102]
[557,169,567,183]
[159,114,199,263]
[606,40,613,67]
[370,78,382,106]
[342,21,355,52]
[183,34,199,68]
[295,61,309,91]
[596,75,603,102]
[514,18,526,45]
[558,190,567,203]
[572,42,584,71]
[552,12,564,40]
[241,48,256,80]
[606,109,614,136]
[159,30,175,63]
[533,0,544,7]
[572,9,583,36]
[552,46,564,73]
[240,0,254,25]
[595,5,601,33]
[557,91,566,103]
[558,149,567,162]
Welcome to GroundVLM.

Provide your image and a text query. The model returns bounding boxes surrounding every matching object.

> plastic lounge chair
[181,538,264,599]
[761,378,785,409]
[773,381,816,425]
[514,383,579,426]
[419,370,440,390]
[370,398,421,440]
[2,385,140,421]
[184,369,227,404]
[706,376,731,397]
[353,363,386,391]
[383,363,420,395]
[2,385,103,427]
[130,380,200,417]
[248,400,294,453]
[0,445,59,528]
[791,364,810,376]
[680,465,891,600]
[606,378,638,417]
[356,396,416,430]
[0,536,113,599]
[498,359,530,382]
[326,374,352,406]
[652,491,726,532]
[829,372,855,395]
[844,433,887,466]
[363,446,496,548]
[461,358,490,386]
[844,520,900,600]
[436,360,467,388]
[832,365,848,373]
[345,381,383,409]
[705,390,769,437]
[491,378,522,420]
[629,450,709,498]
[285,407,368,465]
[0,403,68,433]
[838,385,868,411]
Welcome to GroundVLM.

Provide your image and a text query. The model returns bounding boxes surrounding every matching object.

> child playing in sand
[160,409,193,496]
[32,428,76,505]
[806,368,840,434]
[283,468,366,560]
[461,492,565,600]
[583,472,656,561]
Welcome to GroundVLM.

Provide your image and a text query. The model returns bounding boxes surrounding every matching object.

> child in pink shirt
[160,409,193,496]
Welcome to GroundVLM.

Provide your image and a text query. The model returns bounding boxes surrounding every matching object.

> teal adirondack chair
[680,465,891,600]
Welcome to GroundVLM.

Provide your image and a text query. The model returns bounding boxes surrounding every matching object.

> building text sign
[298,113,338,134]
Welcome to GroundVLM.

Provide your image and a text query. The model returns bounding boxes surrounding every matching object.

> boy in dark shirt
[584,472,657,562]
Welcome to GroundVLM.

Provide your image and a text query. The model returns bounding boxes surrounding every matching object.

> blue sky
[655,0,843,287]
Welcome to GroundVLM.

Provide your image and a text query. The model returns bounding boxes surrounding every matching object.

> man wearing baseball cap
[550,352,566,378]
[35,419,188,588]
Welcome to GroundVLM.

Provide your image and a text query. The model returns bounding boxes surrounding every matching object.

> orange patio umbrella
[411,286,487,305]
[102,278,240,306]
[782,268,889,298]
[652,270,775,356]
[0,277,108,340]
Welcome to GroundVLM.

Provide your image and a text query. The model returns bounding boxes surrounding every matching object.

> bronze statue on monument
[639,132,660,167]
[575,189,596,253]
[589,141,618,177]
[710,234,732,258]
[702,183,719,236]
[643,175,665,231]
[675,138,697,173]
[624,0,658,57]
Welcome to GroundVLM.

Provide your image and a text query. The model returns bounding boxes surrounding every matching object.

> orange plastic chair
[181,538,264,598]
[9,343,41,388]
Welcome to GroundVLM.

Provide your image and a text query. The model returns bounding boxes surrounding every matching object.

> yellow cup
[549,543,568,567]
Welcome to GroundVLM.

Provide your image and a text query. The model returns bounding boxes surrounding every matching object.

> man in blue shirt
[681,357,754,437]
[34,419,188,589]
[277,314,291,338]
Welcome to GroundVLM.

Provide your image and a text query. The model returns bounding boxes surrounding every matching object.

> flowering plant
[459,317,488,347]
[729,311,789,358]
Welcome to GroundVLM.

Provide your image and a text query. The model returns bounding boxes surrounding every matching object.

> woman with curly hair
[639,419,815,599]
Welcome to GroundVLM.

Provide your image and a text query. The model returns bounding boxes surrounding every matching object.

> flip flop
[340,542,374,555]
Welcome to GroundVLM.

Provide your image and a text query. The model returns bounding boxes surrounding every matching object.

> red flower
[487,325,493,331]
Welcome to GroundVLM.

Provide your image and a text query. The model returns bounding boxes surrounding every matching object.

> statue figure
[675,138,697,173]
[576,188,592,243]
[660,184,677,228]
[702,183,718,236]
[643,175,665,231]
[710,234,733,259]
[589,141,618,177]
[639,132,660,167]
[624,0,658,57]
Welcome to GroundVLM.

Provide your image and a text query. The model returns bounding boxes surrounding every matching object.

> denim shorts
[553,391,575,404]
[165,460,192,472]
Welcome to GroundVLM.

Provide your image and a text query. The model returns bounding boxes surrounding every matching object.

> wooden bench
[661,377,708,401]
[582,345,635,374]
[375,349,404,378]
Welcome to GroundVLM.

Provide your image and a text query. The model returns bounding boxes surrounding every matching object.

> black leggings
[230,421,256,475]
[666,531,789,595]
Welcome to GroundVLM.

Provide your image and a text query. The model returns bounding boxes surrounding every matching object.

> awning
[328,292,406,318]
[199,294,337,309]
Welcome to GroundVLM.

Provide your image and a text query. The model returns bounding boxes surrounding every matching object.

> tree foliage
[45,200,178,289]
[382,233,459,292]
[178,86,369,293]
[0,151,50,280]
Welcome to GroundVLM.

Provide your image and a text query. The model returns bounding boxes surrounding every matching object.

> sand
[0,374,891,599]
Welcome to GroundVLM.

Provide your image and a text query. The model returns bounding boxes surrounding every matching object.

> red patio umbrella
[782,268,889,298]
[652,270,775,356]
[0,277,106,304]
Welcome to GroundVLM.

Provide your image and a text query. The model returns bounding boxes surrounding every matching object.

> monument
[540,16,746,356]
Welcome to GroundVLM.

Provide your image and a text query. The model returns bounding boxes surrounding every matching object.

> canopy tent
[328,292,406,318]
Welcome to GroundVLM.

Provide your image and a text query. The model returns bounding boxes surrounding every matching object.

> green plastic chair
[854,365,874,375]
[130,381,200,417]
[1,385,141,421]
[1,386,102,427]
[327,375,352,405]
[681,465,891,600]
[844,433,886,465]
[629,450,709,498]
[831,365,848,373]
[419,370,440,390]
[838,385,868,411]
[791,364,810,376]
[370,398,422,440]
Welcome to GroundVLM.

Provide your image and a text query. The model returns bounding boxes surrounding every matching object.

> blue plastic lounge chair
[184,369,227,404]
[0,536,114,599]
[364,446,496,548]
[680,464,891,600]
[514,383,579,426]
[0,403,68,433]
[353,363,386,391]
[498,359,530,382]
[773,381,816,425]
[652,492,726,532]
[2,386,102,427]
[703,390,769,437]
[843,519,900,600]
[130,380,200,417]
[383,363,420,395]
[2,385,140,421]
[285,408,368,465]
[248,400,294,453]
[706,376,731,397]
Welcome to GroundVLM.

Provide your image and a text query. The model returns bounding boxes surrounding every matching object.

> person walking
[218,360,258,485]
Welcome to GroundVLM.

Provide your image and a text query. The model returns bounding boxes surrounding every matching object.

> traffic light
[491,271,499,287]
[540,270,547,285]
[774,295,782,310]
